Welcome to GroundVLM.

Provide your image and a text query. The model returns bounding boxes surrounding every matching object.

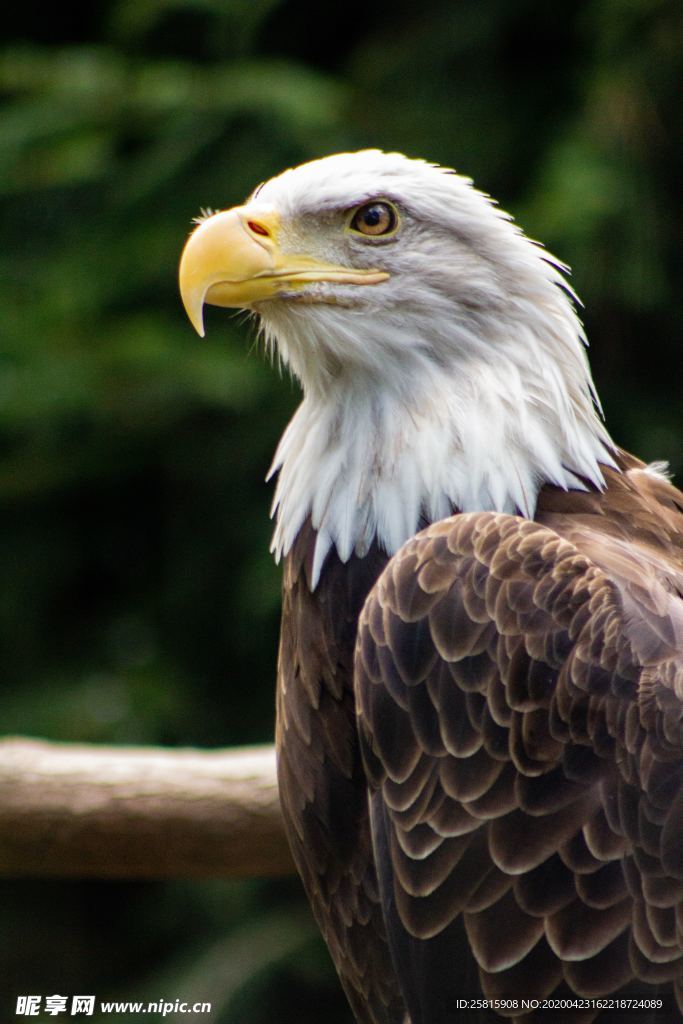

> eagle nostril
[248,220,270,238]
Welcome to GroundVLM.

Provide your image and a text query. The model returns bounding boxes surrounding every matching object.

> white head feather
[249,150,616,586]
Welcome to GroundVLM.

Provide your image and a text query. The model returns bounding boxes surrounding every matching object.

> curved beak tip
[179,251,208,337]
[186,297,206,338]
[179,290,207,338]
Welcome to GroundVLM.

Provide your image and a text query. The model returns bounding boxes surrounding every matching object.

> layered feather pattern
[353,458,683,1022]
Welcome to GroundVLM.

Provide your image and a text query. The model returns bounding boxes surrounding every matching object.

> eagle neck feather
[267,299,616,588]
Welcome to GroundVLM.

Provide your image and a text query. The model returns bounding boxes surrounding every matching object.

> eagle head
[179,150,615,584]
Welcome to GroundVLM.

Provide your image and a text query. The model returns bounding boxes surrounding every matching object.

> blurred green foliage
[1,0,681,1020]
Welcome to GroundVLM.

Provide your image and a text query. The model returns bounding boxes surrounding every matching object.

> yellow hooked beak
[178,205,390,336]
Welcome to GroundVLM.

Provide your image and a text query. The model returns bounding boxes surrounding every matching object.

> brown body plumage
[278,452,683,1023]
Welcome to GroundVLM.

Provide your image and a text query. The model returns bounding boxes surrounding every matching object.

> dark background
[1,1,682,1020]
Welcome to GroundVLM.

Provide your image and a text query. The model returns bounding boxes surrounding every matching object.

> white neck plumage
[263,286,617,588]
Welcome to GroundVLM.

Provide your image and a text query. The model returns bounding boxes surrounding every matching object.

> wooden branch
[0,737,294,879]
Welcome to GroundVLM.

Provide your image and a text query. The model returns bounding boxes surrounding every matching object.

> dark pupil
[363,206,383,227]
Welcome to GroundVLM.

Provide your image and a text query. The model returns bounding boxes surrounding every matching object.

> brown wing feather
[355,463,683,1023]
[276,519,407,1024]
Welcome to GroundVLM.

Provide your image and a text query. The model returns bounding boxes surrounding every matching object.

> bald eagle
[179,151,683,1023]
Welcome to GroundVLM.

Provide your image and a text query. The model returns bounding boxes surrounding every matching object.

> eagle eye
[349,201,398,237]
